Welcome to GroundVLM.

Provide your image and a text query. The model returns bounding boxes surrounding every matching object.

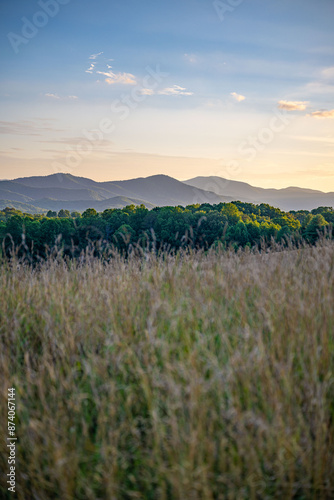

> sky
[0,0,334,190]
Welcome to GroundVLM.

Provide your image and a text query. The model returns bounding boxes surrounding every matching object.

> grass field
[1,240,334,499]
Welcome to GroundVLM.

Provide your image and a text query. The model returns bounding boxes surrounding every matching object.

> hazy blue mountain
[9,175,121,199]
[1,173,333,213]
[0,188,34,203]
[102,174,233,206]
[1,173,232,212]
[13,173,101,190]
[184,176,334,211]
[0,183,108,202]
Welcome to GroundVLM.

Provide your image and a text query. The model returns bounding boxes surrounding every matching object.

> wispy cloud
[106,73,137,85]
[231,92,245,102]
[45,93,78,100]
[40,136,113,146]
[89,52,103,60]
[96,70,137,85]
[0,120,64,136]
[158,85,193,96]
[45,93,60,99]
[291,135,334,144]
[86,54,137,86]
[0,125,40,136]
[278,100,308,111]
[85,63,95,74]
[297,165,334,178]
[139,86,193,96]
[140,88,155,96]
[309,109,334,119]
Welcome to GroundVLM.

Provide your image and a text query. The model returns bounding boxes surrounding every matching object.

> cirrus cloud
[278,100,308,111]
[140,88,155,96]
[0,119,65,136]
[45,93,78,100]
[85,63,95,74]
[45,93,60,99]
[96,70,137,85]
[158,85,193,96]
[309,109,334,119]
[139,85,194,97]
[89,52,103,60]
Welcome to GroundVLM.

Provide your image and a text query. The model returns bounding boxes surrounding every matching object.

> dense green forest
[0,202,333,259]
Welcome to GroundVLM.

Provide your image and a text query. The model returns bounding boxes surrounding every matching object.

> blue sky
[1,0,334,189]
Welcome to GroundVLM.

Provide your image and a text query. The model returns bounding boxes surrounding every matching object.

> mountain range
[0,173,333,213]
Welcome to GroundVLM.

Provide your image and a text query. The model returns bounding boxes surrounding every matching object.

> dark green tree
[47,210,57,218]
[305,214,328,243]
[58,209,71,218]
[82,208,98,218]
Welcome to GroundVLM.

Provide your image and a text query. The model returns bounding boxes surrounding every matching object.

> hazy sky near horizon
[1,0,334,190]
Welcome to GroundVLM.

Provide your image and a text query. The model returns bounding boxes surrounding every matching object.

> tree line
[0,202,333,259]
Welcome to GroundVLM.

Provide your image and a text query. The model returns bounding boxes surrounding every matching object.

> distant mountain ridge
[0,173,333,213]
[184,176,334,211]
[0,173,232,213]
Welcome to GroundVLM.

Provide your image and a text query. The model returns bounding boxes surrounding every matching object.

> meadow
[1,240,334,499]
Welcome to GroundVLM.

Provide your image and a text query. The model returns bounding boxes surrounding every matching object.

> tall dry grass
[0,240,334,499]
